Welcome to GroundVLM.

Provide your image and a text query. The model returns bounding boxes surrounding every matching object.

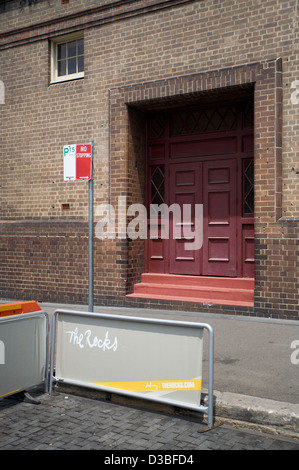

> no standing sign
[63,144,92,181]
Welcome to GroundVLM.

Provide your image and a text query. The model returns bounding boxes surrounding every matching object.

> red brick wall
[0,0,298,319]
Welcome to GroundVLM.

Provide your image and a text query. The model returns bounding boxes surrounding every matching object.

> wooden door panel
[169,163,202,275]
[208,190,230,225]
[147,235,165,273]
[147,165,167,273]
[170,136,237,158]
[203,159,237,277]
[207,237,230,261]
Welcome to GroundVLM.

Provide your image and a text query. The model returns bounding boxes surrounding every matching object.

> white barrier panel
[0,311,49,398]
[50,310,214,427]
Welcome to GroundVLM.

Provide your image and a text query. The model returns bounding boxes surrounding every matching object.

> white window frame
[50,32,84,84]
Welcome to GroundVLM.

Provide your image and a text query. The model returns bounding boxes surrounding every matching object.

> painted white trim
[50,32,84,84]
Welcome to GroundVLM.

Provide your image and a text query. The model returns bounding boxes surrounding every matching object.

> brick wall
[0,0,298,319]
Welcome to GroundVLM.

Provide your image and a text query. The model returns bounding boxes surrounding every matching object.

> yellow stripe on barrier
[91,379,202,392]
[0,388,21,398]
[0,304,22,312]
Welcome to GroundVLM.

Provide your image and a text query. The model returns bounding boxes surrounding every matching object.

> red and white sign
[64,144,92,181]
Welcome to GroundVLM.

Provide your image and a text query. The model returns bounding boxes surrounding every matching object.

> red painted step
[127,274,254,307]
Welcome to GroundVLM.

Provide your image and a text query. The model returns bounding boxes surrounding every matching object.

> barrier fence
[0,309,49,399]
[49,309,214,427]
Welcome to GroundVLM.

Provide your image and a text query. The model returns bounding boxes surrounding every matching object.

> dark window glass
[68,57,77,75]
[243,159,254,215]
[57,43,66,60]
[58,59,66,77]
[151,167,165,206]
[78,55,84,73]
[56,38,84,77]
[67,40,77,58]
[78,39,84,56]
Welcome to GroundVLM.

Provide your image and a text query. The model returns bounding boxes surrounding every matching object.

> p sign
[63,144,92,181]
[63,145,76,181]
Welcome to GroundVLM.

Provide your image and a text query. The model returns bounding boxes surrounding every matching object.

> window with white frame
[51,33,84,83]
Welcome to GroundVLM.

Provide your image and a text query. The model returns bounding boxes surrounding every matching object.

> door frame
[145,100,254,278]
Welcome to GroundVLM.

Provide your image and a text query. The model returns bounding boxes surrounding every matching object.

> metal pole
[88,139,94,312]
[206,324,214,428]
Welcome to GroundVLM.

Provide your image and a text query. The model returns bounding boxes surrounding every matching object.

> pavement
[1,300,299,450]
[0,386,298,451]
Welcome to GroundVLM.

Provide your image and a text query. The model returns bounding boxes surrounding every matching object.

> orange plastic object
[0,301,42,318]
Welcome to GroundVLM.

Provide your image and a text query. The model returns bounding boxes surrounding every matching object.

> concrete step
[127,274,254,307]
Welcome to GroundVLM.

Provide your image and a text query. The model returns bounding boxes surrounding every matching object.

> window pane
[58,59,66,76]
[77,39,84,56]
[67,40,77,58]
[78,55,84,73]
[151,167,165,206]
[243,159,254,215]
[54,37,84,80]
[149,115,166,139]
[57,43,66,60]
[68,57,76,75]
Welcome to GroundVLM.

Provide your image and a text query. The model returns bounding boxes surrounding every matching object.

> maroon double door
[145,102,254,278]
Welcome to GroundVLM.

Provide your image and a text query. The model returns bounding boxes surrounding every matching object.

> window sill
[50,74,84,85]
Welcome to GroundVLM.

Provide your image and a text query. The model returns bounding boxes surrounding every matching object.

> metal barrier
[0,310,49,399]
[49,309,214,427]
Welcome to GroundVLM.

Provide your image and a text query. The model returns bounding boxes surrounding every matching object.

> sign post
[63,142,94,311]
[88,140,94,312]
